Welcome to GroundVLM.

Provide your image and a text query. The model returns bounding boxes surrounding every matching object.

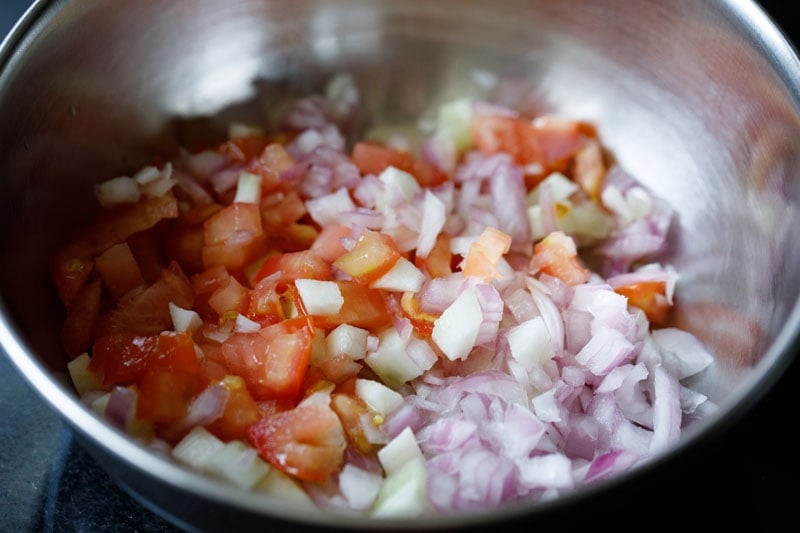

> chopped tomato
[248,393,346,482]
[247,278,285,324]
[221,326,312,401]
[573,138,606,200]
[60,279,102,359]
[614,281,671,326]
[95,262,194,337]
[95,242,145,300]
[316,354,362,384]
[248,142,296,191]
[351,141,416,177]
[280,250,331,282]
[205,375,263,441]
[310,224,352,263]
[400,291,438,338]
[261,190,307,233]
[309,281,391,330]
[331,393,378,454]
[127,228,168,285]
[219,134,272,163]
[50,254,93,308]
[415,232,452,278]
[248,253,282,286]
[462,226,512,282]
[332,229,400,283]
[207,275,251,316]
[202,202,265,270]
[350,141,447,187]
[470,113,586,182]
[91,330,199,386]
[530,231,591,286]
[136,368,209,425]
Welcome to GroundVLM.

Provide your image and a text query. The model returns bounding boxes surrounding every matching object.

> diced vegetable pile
[54,74,716,517]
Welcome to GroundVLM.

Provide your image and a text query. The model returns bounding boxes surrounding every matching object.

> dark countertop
[2,1,799,531]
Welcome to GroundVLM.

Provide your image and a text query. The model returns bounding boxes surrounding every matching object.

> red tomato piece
[261,190,307,233]
[204,202,263,246]
[136,368,209,425]
[202,202,265,271]
[95,242,145,300]
[332,229,400,283]
[351,141,447,187]
[219,134,272,163]
[205,375,263,442]
[60,279,102,359]
[248,394,346,482]
[50,254,93,308]
[94,262,194,337]
[221,326,312,401]
[247,278,285,324]
[400,291,438,338]
[310,281,391,331]
[91,330,198,386]
[614,281,671,326]
[351,141,415,177]
[415,232,453,279]
[207,275,251,316]
[470,114,585,175]
[530,231,591,286]
[316,354,362,385]
[279,250,331,282]
[573,138,606,200]
[91,333,157,385]
[310,224,352,263]
[248,253,282,286]
[248,142,296,191]
[331,393,378,454]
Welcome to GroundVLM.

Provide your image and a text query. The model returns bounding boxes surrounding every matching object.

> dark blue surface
[1,1,799,531]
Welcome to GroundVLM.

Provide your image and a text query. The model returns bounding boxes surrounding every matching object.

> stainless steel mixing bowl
[2,0,800,530]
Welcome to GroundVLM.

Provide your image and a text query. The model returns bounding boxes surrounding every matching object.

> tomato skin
[221,326,312,401]
[248,394,346,482]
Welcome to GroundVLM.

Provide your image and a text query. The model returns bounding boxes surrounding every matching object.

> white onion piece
[306,187,357,226]
[339,464,382,510]
[96,176,141,207]
[649,364,682,454]
[416,190,447,259]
